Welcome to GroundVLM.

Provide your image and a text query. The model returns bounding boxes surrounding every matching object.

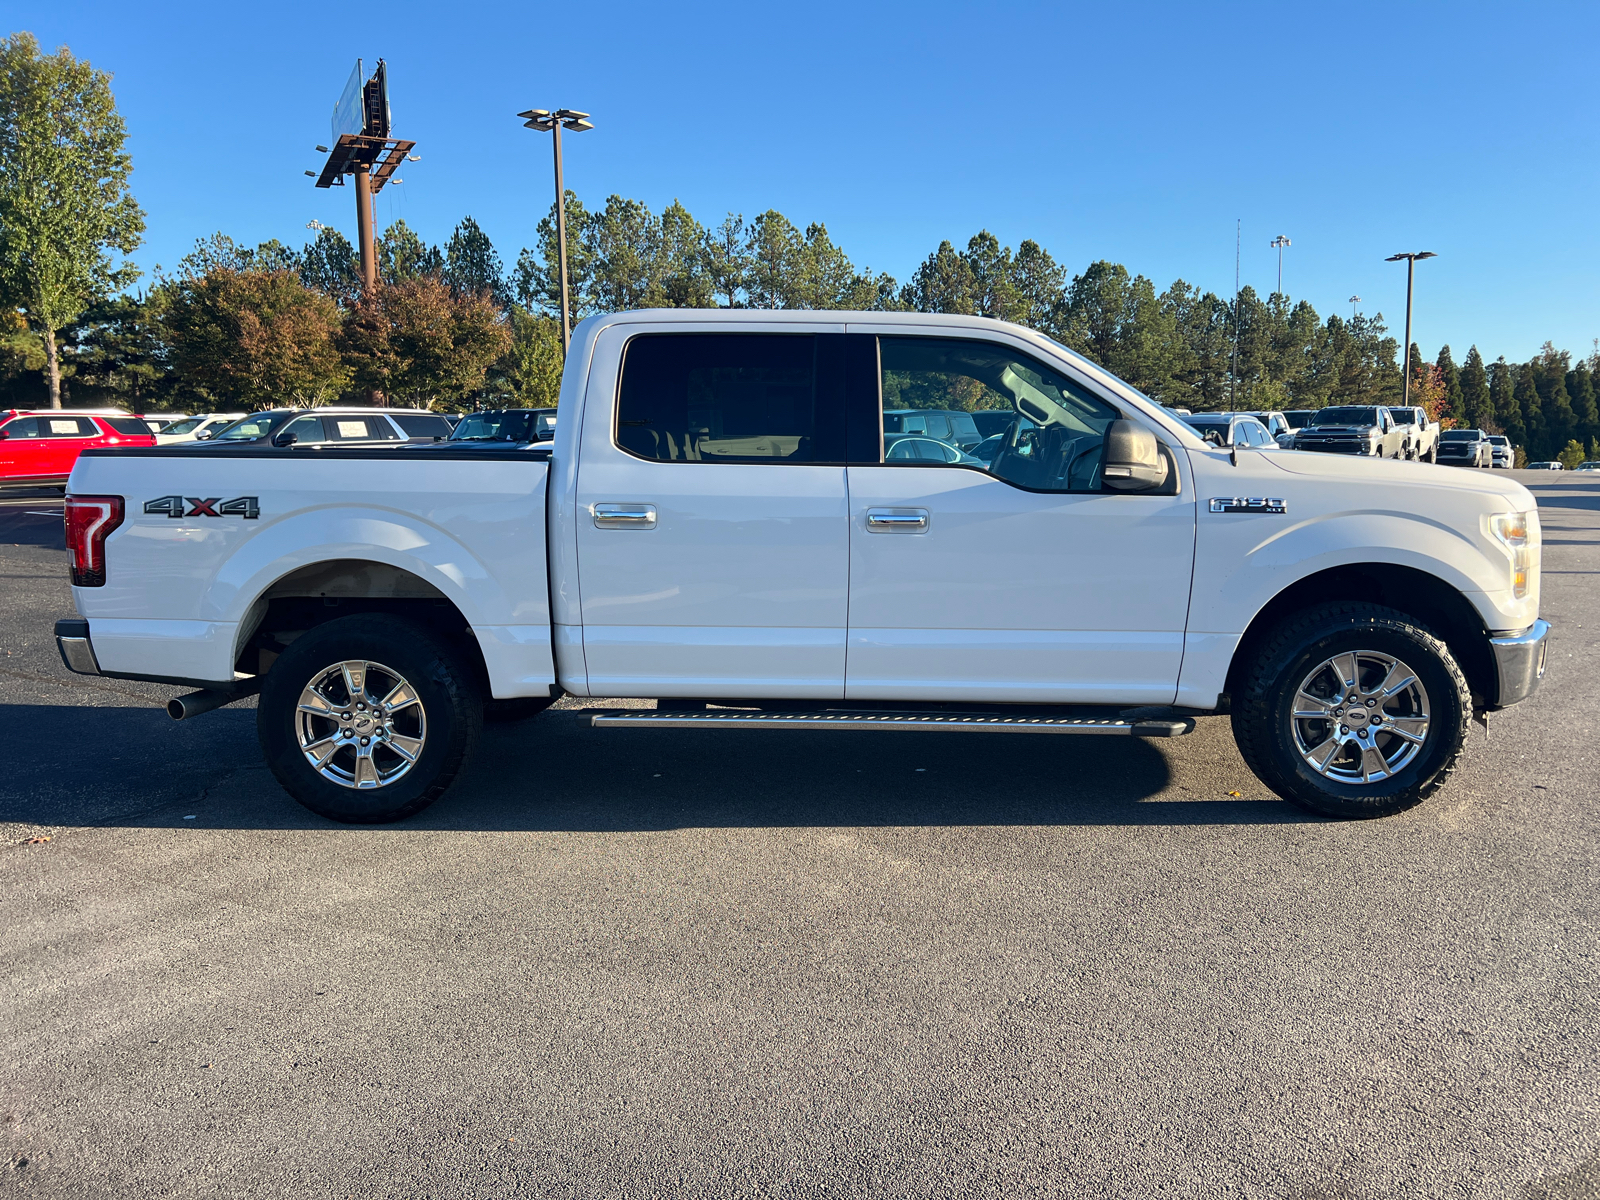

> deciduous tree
[338,276,510,408]
[0,33,144,407]
[159,268,349,407]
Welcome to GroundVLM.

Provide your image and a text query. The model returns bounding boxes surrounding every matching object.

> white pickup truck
[55,311,1550,824]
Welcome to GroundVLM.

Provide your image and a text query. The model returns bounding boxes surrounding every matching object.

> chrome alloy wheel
[1289,650,1431,785]
[295,660,426,789]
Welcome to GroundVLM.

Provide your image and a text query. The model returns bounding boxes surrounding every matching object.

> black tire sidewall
[258,615,480,823]
[1258,621,1466,816]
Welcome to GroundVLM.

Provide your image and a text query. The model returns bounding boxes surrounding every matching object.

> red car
[0,409,157,489]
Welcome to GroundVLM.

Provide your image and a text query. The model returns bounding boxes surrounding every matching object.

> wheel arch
[232,558,492,698]
[1224,563,1495,708]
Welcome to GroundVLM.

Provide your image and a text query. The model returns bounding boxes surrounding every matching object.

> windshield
[214,412,288,441]
[1388,409,1417,425]
[1283,411,1313,428]
[1489,436,1510,445]
[1442,430,1482,441]
[1312,407,1380,426]
[161,417,205,436]
[1180,415,1228,429]
[450,410,552,442]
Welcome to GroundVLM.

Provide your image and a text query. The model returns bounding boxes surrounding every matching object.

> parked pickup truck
[1292,405,1410,458]
[55,311,1550,824]
[1386,406,1441,463]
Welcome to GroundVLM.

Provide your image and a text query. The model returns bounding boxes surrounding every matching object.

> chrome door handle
[593,503,657,529]
[866,508,929,533]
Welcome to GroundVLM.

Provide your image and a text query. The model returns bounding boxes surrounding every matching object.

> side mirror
[1102,419,1170,491]
[0,430,9,441]
[272,431,298,448]
[195,429,214,440]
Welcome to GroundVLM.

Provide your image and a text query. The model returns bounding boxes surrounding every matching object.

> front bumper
[1488,619,1550,709]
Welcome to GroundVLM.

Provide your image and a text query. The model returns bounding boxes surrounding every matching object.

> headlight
[1485,510,1539,599]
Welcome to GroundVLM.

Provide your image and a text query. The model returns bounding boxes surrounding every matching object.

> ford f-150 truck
[1292,406,1410,458]
[54,311,1549,825]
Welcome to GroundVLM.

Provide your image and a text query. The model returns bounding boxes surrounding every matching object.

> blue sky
[21,0,1600,364]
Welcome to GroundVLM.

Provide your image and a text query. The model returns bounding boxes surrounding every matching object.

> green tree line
[2,34,1595,457]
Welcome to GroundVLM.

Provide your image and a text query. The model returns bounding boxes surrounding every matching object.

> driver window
[878,337,1119,492]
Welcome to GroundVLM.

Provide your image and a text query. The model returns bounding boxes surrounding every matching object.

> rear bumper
[1488,619,1550,709]
[55,618,99,674]
[54,617,256,693]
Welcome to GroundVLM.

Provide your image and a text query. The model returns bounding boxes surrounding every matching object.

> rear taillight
[65,495,124,587]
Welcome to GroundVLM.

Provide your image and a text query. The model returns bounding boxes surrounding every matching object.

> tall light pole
[1270,234,1291,297]
[1349,295,1361,323]
[518,108,593,351]
[1385,251,1437,408]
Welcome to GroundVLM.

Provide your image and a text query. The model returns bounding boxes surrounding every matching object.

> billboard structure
[312,59,413,293]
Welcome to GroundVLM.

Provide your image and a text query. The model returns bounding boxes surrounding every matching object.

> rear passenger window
[616,334,842,463]
[392,414,453,438]
[41,417,97,437]
[101,417,152,436]
[326,416,399,441]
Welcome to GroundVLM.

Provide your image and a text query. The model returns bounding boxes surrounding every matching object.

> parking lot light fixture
[1385,252,1438,409]
[518,108,594,352]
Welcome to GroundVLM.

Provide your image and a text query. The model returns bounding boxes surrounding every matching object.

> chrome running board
[589,709,1194,738]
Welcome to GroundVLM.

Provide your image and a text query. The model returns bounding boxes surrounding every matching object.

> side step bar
[590,710,1194,738]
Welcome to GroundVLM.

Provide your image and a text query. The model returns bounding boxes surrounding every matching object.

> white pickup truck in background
[56,311,1549,824]
[1387,405,1442,462]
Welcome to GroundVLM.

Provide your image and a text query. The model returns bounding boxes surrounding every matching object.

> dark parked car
[203,408,454,448]
[969,410,1016,439]
[449,408,557,444]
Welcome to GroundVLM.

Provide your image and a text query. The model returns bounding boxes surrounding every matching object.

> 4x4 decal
[144,495,260,520]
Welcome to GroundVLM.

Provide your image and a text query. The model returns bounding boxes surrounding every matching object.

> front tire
[258,614,483,823]
[1231,602,1470,818]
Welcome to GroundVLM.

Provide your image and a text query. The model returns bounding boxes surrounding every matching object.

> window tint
[325,415,399,441]
[281,415,325,443]
[392,414,453,438]
[217,413,286,440]
[161,417,205,436]
[37,416,98,437]
[1,418,40,438]
[101,416,151,436]
[617,334,838,463]
[878,338,1119,491]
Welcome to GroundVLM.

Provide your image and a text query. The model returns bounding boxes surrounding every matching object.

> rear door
[845,332,1197,705]
[38,416,99,479]
[573,326,866,698]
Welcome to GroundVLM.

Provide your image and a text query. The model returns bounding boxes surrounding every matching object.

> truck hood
[1263,450,1535,507]
[1299,423,1377,433]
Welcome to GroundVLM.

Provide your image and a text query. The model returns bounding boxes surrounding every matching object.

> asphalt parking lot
[2,474,1597,1199]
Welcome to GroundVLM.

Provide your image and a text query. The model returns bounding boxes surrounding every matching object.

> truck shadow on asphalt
[0,703,1316,831]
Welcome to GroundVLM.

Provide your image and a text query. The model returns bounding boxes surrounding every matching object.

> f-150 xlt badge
[144,495,260,519]
[1209,497,1286,514]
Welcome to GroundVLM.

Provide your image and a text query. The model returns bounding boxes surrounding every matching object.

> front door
[845,334,1197,705]
[574,328,860,698]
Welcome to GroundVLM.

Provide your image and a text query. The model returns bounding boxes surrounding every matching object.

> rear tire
[258,614,482,824]
[1231,602,1470,819]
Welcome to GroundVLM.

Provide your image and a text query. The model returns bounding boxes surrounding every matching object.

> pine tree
[702,214,746,309]
[906,240,977,315]
[377,220,442,285]
[1459,346,1490,428]
[1514,363,1545,458]
[1567,361,1599,449]
[1435,345,1463,421]
[1490,357,1523,445]
[443,216,505,304]
[299,226,359,304]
